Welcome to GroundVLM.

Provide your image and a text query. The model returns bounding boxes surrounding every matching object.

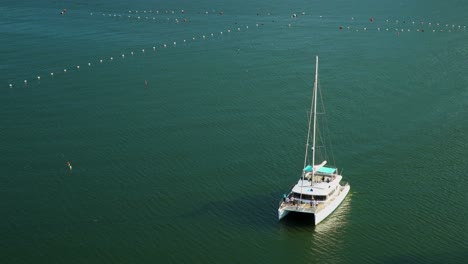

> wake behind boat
[278,56,350,225]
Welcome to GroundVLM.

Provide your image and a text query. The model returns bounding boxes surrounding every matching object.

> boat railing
[279,198,319,208]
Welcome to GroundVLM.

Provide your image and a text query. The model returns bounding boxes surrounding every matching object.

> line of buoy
[4,22,268,89]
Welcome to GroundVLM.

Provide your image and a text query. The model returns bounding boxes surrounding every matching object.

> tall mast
[311,56,319,180]
[303,56,319,180]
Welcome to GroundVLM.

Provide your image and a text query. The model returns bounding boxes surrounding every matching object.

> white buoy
[203,35,205,39]
[237,28,240,31]
[183,39,186,43]
[221,31,223,34]
[142,49,145,53]
[377,28,380,31]
[100,59,103,63]
[138,16,140,19]
[192,37,195,40]
[153,17,155,20]
[256,24,258,27]
[88,62,91,66]
[173,42,176,45]
[164,44,167,48]
[77,65,80,69]
[211,33,214,36]
[24,80,27,84]
[131,51,134,55]
[9,83,12,88]
[364,27,367,31]
[37,76,41,80]
[153,46,156,50]
[122,54,125,58]
[64,69,67,72]
[246,26,248,29]
[110,57,113,60]
[228,29,231,32]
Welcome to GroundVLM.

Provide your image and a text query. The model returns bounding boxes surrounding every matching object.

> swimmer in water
[66,161,72,171]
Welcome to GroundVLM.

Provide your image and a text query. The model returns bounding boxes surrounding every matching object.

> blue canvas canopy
[303,165,336,174]
[318,167,336,174]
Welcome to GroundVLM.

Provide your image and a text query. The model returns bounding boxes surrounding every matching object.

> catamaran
[278,56,350,225]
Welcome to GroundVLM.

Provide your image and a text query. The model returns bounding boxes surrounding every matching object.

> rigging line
[317,79,337,167]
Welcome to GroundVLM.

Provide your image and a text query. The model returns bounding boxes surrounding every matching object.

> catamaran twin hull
[278,183,350,225]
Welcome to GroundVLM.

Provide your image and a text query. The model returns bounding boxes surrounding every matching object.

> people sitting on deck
[290,196,295,205]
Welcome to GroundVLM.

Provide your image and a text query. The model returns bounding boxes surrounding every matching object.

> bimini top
[304,165,336,174]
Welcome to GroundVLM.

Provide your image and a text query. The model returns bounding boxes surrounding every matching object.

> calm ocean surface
[1,0,467,263]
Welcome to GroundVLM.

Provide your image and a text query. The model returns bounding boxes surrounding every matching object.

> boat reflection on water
[278,194,352,261]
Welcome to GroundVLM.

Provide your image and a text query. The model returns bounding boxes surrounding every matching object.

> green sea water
[1,0,468,263]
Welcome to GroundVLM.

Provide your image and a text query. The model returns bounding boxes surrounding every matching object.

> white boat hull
[278,184,350,225]
[314,184,350,225]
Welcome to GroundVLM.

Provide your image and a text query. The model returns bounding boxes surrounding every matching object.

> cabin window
[312,195,327,201]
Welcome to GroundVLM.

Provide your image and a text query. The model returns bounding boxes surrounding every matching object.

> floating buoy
[9,83,12,88]
[142,49,145,53]
[37,76,41,80]
[122,54,125,58]
[64,69,67,72]
[131,51,134,55]
[88,62,91,66]
[153,46,156,50]
[110,57,113,60]
[173,41,176,45]
[100,59,103,63]
[228,29,231,32]
[24,80,27,84]
[76,65,80,69]
[163,44,167,48]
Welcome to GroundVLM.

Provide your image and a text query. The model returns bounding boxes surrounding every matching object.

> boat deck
[279,185,347,214]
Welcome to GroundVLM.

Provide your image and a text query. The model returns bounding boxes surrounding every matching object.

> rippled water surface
[1,0,468,263]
